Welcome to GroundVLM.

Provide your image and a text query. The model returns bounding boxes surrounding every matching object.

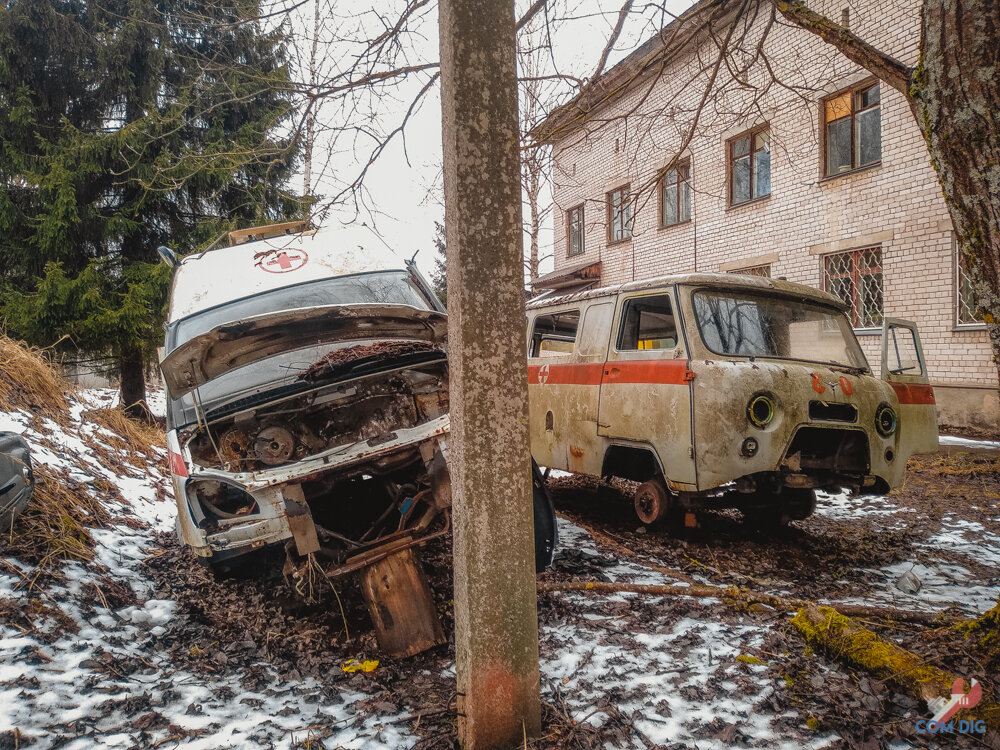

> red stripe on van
[603,359,689,385]
[890,382,936,405]
[528,362,603,385]
[527,359,689,386]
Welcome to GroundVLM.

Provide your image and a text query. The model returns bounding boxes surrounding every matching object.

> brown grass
[5,465,113,581]
[84,407,166,471]
[0,334,72,423]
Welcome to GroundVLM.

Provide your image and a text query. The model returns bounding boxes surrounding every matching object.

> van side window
[530,310,580,357]
[618,295,677,350]
[577,302,615,357]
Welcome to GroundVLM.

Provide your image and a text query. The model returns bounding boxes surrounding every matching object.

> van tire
[785,488,817,521]
[634,478,670,525]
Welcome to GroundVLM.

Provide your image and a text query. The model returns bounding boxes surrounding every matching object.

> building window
[824,247,883,329]
[957,241,984,326]
[727,264,770,277]
[729,126,770,205]
[607,185,633,243]
[660,162,691,227]
[567,204,584,257]
[824,82,881,176]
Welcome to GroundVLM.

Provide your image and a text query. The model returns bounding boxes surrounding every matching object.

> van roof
[166,224,410,322]
[526,272,847,311]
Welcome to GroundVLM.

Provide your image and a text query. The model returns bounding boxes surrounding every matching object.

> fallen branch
[537,579,953,625]
[792,604,999,730]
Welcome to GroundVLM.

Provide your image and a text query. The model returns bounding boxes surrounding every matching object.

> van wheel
[634,479,670,525]
[785,488,817,521]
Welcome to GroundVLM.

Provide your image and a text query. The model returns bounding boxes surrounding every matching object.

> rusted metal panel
[356,541,446,657]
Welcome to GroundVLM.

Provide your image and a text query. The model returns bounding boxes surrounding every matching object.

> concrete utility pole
[438,0,542,747]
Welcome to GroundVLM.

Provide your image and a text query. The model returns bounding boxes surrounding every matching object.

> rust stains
[298,341,444,383]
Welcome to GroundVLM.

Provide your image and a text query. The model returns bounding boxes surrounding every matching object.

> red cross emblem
[537,364,550,384]
[256,249,308,274]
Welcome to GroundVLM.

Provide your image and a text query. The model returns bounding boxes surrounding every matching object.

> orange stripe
[527,359,689,386]
[528,362,603,385]
[890,382,936,406]
[602,359,690,385]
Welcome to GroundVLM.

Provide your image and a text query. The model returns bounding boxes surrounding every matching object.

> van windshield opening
[692,289,868,370]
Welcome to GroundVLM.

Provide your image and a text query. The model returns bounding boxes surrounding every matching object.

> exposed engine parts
[186,360,449,472]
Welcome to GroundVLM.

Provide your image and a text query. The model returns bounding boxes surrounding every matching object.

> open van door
[881,318,938,455]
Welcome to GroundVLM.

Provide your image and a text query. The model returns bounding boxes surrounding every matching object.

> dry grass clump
[84,407,166,471]
[5,465,113,578]
[0,334,72,422]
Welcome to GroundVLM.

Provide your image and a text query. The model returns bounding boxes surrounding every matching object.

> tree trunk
[119,345,152,423]
[912,0,1000,385]
[438,0,542,746]
[526,162,541,280]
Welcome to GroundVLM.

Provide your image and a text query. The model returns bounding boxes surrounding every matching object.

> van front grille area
[809,401,858,423]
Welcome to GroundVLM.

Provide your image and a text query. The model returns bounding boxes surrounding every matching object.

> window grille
[824,247,883,329]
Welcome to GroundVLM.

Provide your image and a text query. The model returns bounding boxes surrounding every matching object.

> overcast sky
[283,0,696,279]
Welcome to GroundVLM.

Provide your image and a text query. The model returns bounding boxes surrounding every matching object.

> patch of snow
[939,435,1000,449]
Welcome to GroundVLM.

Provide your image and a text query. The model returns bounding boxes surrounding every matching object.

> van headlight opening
[747,394,775,428]
[875,404,897,437]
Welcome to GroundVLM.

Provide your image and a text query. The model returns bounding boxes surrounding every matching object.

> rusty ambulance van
[526,273,938,526]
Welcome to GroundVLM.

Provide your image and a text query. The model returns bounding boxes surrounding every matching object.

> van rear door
[880,318,938,455]
[597,290,696,487]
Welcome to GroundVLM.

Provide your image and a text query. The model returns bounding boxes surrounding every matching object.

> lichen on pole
[437,0,542,747]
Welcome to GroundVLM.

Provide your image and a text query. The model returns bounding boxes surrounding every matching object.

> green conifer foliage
[0,0,300,417]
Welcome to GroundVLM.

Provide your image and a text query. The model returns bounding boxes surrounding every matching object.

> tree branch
[590,0,634,82]
[770,0,912,95]
[516,0,548,32]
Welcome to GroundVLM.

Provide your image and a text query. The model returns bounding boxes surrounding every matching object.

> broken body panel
[526,273,938,523]
[161,225,456,578]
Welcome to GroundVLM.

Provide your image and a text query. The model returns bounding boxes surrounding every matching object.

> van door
[597,290,696,487]
[880,318,938,455]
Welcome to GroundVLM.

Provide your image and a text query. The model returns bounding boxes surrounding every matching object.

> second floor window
[607,185,633,243]
[824,246,883,329]
[730,127,770,205]
[567,204,584,256]
[660,163,691,227]
[824,82,881,176]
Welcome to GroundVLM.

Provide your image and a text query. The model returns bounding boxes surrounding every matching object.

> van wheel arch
[601,444,666,484]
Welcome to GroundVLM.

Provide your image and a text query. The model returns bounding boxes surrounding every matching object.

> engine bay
[186,359,449,472]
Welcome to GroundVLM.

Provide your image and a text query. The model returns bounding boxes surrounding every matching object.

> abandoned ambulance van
[526,273,938,526]
[160,222,556,584]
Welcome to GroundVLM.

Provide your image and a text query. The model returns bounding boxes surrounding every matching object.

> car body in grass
[526,273,938,526]
[160,222,555,575]
[0,432,34,532]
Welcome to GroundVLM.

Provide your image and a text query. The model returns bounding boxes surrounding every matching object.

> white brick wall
[547,0,995,387]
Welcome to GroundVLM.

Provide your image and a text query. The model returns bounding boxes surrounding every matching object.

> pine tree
[0,0,300,418]
[429,220,447,306]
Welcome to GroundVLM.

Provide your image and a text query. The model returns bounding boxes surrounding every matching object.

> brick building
[532,0,998,431]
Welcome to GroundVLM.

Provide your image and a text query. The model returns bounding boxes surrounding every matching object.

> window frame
[727,124,771,207]
[659,160,692,228]
[726,264,771,278]
[566,204,585,258]
[614,293,679,353]
[821,79,882,179]
[955,236,986,329]
[528,307,582,358]
[822,246,884,332]
[606,184,633,245]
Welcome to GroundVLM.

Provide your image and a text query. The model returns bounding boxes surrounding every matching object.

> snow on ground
[0,389,415,749]
[3,403,998,747]
[939,435,1000,449]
